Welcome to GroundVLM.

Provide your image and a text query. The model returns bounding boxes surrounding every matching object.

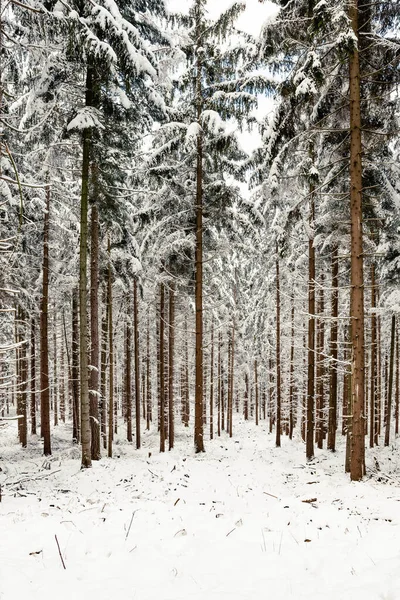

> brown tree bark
[194,1,204,453]
[328,246,339,451]
[168,282,174,450]
[89,203,100,460]
[217,331,221,437]
[276,248,281,448]
[100,284,108,449]
[306,193,315,460]
[369,263,377,448]
[107,236,113,458]
[134,278,141,449]
[79,75,93,467]
[384,315,396,446]
[72,288,80,443]
[125,306,132,443]
[40,186,51,456]
[316,280,324,450]
[30,318,37,435]
[53,311,58,427]
[229,326,234,438]
[209,320,214,440]
[289,303,295,440]
[349,0,366,480]
[159,283,166,452]
[255,359,259,427]
[395,324,399,436]
[146,316,152,430]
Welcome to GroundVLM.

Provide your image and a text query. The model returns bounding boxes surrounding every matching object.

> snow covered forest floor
[1,421,400,600]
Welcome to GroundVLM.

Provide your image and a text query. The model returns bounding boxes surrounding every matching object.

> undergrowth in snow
[1,420,400,600]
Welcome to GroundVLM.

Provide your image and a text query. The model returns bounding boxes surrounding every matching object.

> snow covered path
[1,422,400,600]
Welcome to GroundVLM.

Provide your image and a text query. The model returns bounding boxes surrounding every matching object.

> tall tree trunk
[289,303,295,440]
[316,280,324,449]
[349,0,366,480]
[89,203,100,460]
[183,315,190,427]
[194,3,204,453]
[328,246,339,451]
[60,329,66,423]
[209,320,214,440]
[100,285,108,449]
[255,359,259,426]
[276,247,281,448]
[306,192,315,460]
[134,278,141,450]
[107,236,113,458]
[168,282,174,450]
[217,331,221,437]
[369,263,376,448]
[384,315,396,446]
[159,283,166,452]
[268,352,273,434]
[72,290,80,443]
[395,324,399,436]
[40,186,51,456]
[17,311,28,448]
[125,305,132,443]
[79,63,94,469]
[30,318,36,435]
[229,325,234,438]
[53,310,58,427]
[146,316,152,430]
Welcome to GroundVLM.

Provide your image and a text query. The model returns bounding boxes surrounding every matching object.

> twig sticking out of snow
[55,535,66,570]
[125,510,139,541]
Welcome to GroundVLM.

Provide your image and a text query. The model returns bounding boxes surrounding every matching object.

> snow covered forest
[0,0,400,597]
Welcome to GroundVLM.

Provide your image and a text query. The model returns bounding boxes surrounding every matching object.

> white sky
[166,0,278,37]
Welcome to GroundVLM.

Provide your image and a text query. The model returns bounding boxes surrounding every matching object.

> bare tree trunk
[276,248,281,448]
[369,263,376,447]
[183,315,190,427]
[384,315,396,446]
[40,186,51,456]
[229,326,234,438]
[146,316,151,430]
[316,281,324,449]
[100,285,108,449]
[107,236,113,458]
[255,359,259,426]
[269,352,273,434]
[244,372,249,422]
[168,282,174,450]
[194,2,204,453]
[289,303,295,440]
[395,323,399,436]
[30,318,37,435]
[218,331,221,437]
[348,0,366,480]
[17,310,28,448]
[133,278,141,449]
[53,310,58,427]
[328,246,338,451]
[72,288,80,443]
[125,302,132,443]
[159,283,166,452]
[306,192,315,460]
[209,320,214,440]
[89,203,100,460]
[60,328,66,423]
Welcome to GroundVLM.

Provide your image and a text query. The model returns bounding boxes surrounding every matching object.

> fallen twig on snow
[5,469,61,488]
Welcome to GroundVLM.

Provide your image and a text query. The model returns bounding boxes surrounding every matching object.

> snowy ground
[1,419,400,600]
